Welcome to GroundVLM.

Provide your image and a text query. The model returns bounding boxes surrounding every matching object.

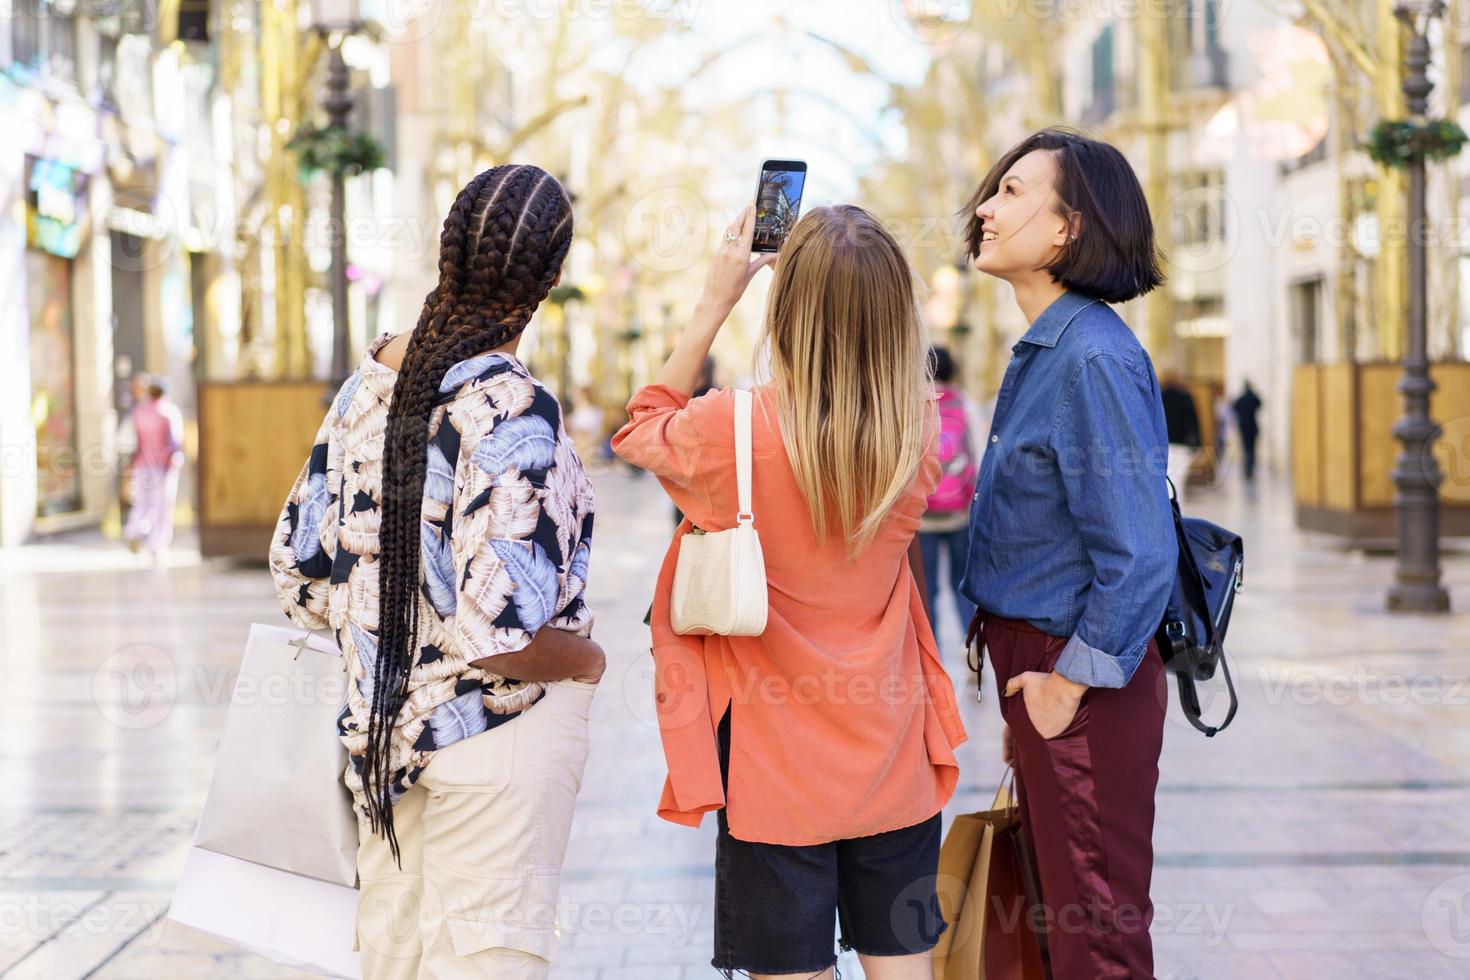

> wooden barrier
[1291,366,1321,509]
[1292,362,1470,546]
[197,381,332,559]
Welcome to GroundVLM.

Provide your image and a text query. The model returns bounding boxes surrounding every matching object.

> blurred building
[963,1,1470,478]
[0,1,398,548]
[0,2,213,545]
[1035,0,1280,461]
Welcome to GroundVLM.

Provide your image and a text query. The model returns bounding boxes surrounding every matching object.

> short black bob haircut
[962,127,1164,305]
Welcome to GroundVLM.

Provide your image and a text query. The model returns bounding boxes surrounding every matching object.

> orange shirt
[612,383,968,845]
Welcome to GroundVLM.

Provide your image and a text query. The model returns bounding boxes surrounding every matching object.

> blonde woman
[613,204,968,980]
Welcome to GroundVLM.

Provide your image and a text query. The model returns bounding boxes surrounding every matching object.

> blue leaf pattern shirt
[269,331,596,816]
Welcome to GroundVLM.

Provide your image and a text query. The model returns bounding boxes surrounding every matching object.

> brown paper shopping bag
[933,772,1046,980]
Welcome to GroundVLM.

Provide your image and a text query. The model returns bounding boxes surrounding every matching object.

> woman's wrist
[689,295,732,334]
[1047,671,1088,703]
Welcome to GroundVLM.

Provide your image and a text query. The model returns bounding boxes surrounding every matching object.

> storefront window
[26,156,86,518]
[28,250,81,517]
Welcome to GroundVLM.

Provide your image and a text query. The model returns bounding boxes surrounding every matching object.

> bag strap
[735,389,754,526]
[992,765,1017,811]
[1165,477,1238,736]
[1167,478,1219,649]
[1174,651,1238,737]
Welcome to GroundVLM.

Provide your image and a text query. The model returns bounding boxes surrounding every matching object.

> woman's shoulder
[718,384,790,454]
[443,356,566,445]
[1064,300,1148,365]
[673,384,741,446]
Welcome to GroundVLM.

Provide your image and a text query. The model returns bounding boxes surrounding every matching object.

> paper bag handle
[992,766,1018,811]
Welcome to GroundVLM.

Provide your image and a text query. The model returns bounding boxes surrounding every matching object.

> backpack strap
[1165,478,1238,736]
[1174,652,1238,737]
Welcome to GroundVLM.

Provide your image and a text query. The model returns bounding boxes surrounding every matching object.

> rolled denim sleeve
[1048,351,1177,688]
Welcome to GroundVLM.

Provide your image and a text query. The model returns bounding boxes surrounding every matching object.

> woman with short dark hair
[957,128,1177,978]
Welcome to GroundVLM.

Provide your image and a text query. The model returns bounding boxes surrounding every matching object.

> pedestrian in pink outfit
[120,377,184,558]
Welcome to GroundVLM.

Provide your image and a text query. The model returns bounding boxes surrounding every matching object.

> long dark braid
[366,165,573,865]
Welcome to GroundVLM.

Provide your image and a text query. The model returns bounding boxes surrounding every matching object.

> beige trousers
[353,678,596,979]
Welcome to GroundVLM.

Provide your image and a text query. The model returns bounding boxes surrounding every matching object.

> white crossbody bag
[669,388,769,636]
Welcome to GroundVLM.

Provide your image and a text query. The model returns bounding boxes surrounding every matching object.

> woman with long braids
[270,164,603,979]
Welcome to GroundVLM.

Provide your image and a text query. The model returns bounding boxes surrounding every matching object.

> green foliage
[1364,119,1468,168]
[548,284,587,306]
[286,125,385,178]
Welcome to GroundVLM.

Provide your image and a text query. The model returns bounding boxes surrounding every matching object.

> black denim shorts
[711,706,947,978]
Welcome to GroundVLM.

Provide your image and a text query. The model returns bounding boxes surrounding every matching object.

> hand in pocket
[1004,670,1086,740]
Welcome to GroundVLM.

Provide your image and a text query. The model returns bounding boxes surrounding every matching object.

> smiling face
[963,129,1164,304]
[971,149,1075,284]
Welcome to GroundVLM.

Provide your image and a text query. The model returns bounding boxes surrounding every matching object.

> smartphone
[752,160,808,253]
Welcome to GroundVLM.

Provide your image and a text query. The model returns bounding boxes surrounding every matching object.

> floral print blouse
[269,331,596,817]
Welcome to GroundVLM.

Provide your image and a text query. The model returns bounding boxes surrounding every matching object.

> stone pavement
[0,466,1468,979]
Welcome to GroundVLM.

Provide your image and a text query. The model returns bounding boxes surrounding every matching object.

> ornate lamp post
[1386,0,1451,612]
[310,0,369,382]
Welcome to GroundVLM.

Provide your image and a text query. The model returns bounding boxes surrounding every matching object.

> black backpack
[1154,482,1243,736]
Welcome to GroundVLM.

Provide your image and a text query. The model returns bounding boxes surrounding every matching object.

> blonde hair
[758,205,930,559]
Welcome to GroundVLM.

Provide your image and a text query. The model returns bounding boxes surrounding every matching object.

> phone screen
[753,161,807,253]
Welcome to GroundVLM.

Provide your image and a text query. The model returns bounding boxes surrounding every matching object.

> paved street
[1,468,1468,979]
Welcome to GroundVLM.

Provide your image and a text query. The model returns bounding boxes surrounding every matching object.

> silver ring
[723,229,739,244]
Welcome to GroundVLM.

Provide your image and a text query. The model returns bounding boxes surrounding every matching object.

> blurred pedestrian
[120,375,184,560]
[613,203,966,977]
[1160,371,1202,504]
[568,385,605,463]
[269,165,603,980]
[919,345,980,647]
[958,128,1176,979]
[114,372,151,529]
[1234,380,1262,481]
[1214,390,1231,462]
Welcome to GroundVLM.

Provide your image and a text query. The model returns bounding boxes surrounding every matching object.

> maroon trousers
[978,613,1166,980]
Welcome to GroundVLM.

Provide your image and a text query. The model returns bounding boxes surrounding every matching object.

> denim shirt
[959,290,1177,688]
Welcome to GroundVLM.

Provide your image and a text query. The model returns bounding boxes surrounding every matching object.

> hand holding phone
[700,204,776,315]
[753,160,807,253]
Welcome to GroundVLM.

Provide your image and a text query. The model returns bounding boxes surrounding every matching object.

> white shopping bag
[169,623,363,977]
[170,845,362,979]
[193,623,359,885]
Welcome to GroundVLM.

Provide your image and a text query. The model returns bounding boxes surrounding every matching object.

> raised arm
[611,201,772,501]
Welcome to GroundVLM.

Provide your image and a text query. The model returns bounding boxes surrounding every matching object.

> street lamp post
[311,0,366,382]
[324,43,353,381]
[1387,0,1451,613]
